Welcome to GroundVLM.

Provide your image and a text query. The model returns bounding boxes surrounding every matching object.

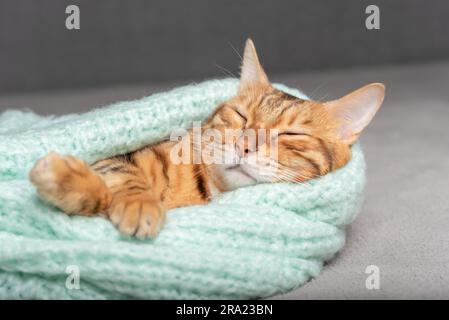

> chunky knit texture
[0,79,366,299]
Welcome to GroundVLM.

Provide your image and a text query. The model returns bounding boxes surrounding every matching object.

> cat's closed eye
[278,131,310,137]
[233,108,247,122]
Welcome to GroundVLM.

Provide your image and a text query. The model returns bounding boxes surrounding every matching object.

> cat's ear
[239,39,270,91]
[325,83,385,145]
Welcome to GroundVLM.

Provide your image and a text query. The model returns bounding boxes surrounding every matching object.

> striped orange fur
[29,39,385,238]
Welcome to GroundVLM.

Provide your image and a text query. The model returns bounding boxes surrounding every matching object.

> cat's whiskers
[307,82,330,103]
[228,41,243,60]
[263,161,323,182]
[215,64,238,79]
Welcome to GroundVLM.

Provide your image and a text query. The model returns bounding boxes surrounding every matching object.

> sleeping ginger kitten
[30,39,385,238]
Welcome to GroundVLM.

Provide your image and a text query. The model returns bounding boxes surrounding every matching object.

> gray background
[1,1,449,299]
[0,0,448,95]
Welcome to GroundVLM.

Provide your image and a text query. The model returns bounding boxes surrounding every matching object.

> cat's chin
[221,165,258,190]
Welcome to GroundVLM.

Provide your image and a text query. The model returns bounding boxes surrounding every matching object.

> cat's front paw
[108,194,165,239]
[29,152,111,215]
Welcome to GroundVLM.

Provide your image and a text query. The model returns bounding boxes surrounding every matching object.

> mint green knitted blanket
[0,79,366,299]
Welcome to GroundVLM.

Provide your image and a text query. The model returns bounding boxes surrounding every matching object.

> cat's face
[204,39,385,190]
